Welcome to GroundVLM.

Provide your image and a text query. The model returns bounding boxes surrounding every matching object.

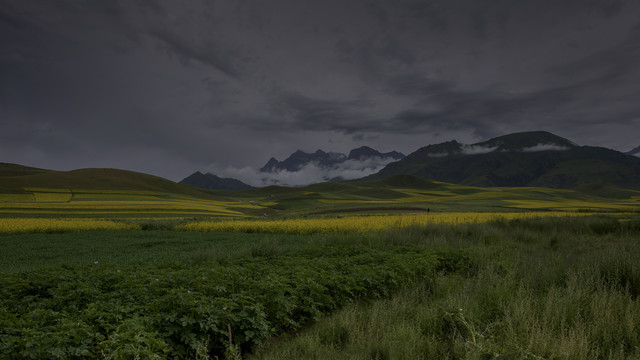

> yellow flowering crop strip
[178,212,594,235]
[32,192,73,202]
[0,194,35,203]
[0,218,139,234]
[505,199,640,211]
[0,197,250,217]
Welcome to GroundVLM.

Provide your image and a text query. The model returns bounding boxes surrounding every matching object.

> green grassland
[250,217,640,360]
[0,231,325,274]
[1,163,640,359]
[3,173,639,220]
[2,216,639,359]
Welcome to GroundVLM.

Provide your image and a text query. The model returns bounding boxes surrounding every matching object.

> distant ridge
[179,171,254,191]
[0,162,51,177]
[0,163,218,199]
[367,131,640,189]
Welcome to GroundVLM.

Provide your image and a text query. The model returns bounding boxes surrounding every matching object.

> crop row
[0,246,449,359]
[0,212,593,234]
[178,212,592,235]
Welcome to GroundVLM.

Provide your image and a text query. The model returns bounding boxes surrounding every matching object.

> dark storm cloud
[150,30,241,79]
[2,0,640,181]
[261,92,376,133]
[388,75,630,141]
[549,22,640,87]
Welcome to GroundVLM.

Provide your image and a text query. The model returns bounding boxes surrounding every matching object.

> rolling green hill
[0,163,52,177]
[0,163,219,199]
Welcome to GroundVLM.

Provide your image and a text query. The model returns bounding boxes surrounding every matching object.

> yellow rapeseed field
[0,195,250,217]
[506,199,639,211]
[177,212,592,235]
[32,192,72,202]
[0,194,34,203]
[0,218,139,234]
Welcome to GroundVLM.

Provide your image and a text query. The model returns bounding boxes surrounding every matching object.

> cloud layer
[208,156,399,187]
[2,0,640,181]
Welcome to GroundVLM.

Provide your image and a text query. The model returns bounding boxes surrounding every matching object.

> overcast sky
[2,0,640,182]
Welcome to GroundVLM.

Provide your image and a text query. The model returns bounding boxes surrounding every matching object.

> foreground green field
[1,215,640,359]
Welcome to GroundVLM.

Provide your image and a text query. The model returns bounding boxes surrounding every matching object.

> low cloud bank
[425,144,500,157]
[461,145,498,155]
[521,144,571,152]
[426,143,569,157]
[207,156,399,187]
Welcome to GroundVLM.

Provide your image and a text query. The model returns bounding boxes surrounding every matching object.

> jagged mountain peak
[627,145,640,157]
[348,146,405,161]
[259,158,280,173]
[348,146,378,160]
[259,146,405,174]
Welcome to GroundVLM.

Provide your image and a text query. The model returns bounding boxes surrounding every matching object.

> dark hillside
[0,163,51,177]
[368,132,640,189]
[0,166,220,199]
[180,171,254,191]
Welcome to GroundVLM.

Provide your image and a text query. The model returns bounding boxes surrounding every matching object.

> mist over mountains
[184,146,405,188]
[260,147,404,173]
[258,146,405,185]
[181,131,640,190]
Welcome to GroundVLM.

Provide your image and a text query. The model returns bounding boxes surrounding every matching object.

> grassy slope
[0,163,220,200]
[0,163,52,177]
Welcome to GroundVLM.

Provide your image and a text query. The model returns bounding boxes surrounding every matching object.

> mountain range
[4,131,640,193]
[180,131,640,190]
[366,131,640,189]
[180,146,405,189]
[259,146,405,173]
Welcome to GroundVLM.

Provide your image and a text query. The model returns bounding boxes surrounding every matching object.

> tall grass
[250,215,640,360]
